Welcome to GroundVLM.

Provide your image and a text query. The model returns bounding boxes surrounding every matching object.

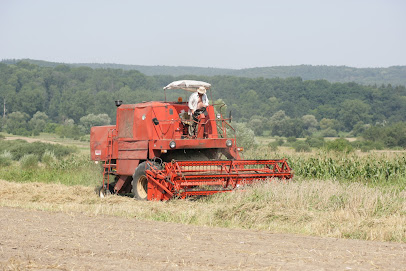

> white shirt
[188,92,209,113]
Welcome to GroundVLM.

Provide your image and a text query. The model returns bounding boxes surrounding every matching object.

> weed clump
[41,150,57,167]
[0,151,13,166]
[20,154,39,169]
[268,138,284,151]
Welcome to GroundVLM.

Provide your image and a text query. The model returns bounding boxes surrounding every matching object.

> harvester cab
[90,80,293,201]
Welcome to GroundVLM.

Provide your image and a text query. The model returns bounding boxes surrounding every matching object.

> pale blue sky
[1,0,405,68]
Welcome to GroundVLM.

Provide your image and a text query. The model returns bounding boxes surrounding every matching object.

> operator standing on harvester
[188,86,209,115]
[90,80,292,201]
[188,86,209,135]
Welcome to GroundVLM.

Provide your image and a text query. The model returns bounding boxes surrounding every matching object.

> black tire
[132,161,161,200]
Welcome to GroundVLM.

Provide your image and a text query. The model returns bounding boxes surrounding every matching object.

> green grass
[0,135,101,187]
[0,139,77,160]
[0,154,102,187]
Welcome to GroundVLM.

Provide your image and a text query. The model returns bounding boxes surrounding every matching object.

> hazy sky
[1,0,405,68]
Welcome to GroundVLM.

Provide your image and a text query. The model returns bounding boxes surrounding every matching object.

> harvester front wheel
[132,161,161,200]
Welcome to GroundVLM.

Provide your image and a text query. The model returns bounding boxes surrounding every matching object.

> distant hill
[2,58,406,86]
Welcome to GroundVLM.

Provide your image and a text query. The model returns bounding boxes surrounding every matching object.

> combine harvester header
[145,159,292,200]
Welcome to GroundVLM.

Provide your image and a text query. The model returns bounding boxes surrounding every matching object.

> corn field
[246,148,406,187]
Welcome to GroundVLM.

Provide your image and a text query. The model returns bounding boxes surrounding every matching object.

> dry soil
[1,207,405,271]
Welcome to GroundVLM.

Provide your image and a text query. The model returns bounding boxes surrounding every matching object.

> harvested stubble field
[1,136,406,270]
[1,178,406,270]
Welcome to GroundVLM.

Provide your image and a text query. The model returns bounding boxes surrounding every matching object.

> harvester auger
[90,80,293,200]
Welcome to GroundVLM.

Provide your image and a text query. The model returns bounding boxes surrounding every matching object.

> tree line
[0,61,405,147]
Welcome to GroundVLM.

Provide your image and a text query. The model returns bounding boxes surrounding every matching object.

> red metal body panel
[90,125,116,161]
[117,141,148,159]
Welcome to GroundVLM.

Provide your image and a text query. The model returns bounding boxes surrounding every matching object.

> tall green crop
[246,148,406,188]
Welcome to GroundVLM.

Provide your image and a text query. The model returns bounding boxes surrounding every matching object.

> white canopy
[163,80,211,92]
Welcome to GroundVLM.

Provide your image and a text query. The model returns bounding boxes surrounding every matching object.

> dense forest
[0,61,405,147]
[2,59,406,86]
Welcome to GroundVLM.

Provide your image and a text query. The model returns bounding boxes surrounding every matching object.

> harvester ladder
[102,129,116,191]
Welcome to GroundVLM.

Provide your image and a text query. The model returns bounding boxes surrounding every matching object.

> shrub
[0,150,13,159]
[5,111,29,135]
[44,123,59,133]
[325,138,353,152]
[268,141,279,151]
[233,122,257,149]
[80,135,90,142]
[79,113,111,134]
[5,141,76,160]
[0,151,13,167]
[20,154,39,169]
[41,150,57,167]
[351,140,384,152]
[268,137,284,149]
[32,129,40,136]
[293,141,311,152]
[362,122,406,148]
[0,133,5,140]
[287,137,297,143]
[13,127,31,136]
[55,124,83,140]
[262,130,271,136]
[305,137,325,148]
[322,128,338,137]
[276,138,285,146]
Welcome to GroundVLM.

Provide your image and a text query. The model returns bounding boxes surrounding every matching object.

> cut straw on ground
[1,179,404,243]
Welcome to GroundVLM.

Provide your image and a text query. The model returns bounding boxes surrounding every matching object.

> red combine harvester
[90,80,292,200]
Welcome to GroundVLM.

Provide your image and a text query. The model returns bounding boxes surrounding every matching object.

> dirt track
[1,207,405,270]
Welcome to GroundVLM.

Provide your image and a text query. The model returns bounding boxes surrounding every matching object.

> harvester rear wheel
[132,161,161,200]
